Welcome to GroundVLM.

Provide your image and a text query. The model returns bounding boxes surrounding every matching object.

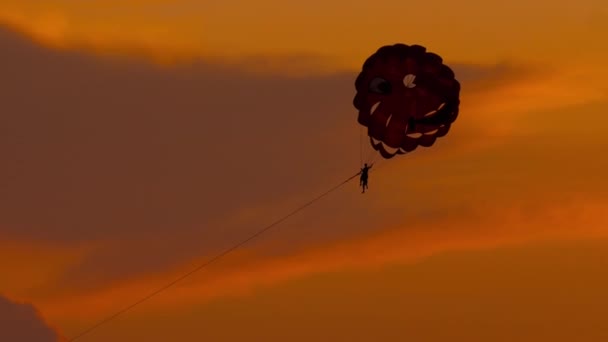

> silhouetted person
[359,163,373,193]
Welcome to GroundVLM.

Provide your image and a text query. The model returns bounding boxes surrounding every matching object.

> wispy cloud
[38,195,608,321]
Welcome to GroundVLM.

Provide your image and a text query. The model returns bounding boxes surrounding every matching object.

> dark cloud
[0,295,61,342]
[0,26,522,291]
[0,26,353,242]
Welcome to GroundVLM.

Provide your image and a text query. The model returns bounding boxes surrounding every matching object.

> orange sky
[1,1,607,341]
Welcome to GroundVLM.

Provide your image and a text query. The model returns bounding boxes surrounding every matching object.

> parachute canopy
[353,44,461,159]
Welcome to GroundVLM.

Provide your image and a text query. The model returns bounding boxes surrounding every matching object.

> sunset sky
[1,1,608,341]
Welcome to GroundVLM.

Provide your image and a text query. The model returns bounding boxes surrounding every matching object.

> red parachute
[353,44,460,159]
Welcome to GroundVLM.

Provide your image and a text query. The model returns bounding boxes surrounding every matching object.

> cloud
[0,2,198,61]
[0,241,89,301]
[2,25,605,317]
[0,295,62,342]
[0,25,525,245]
[39,195,608,322]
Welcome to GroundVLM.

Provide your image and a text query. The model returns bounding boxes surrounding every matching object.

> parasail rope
[68,171,362,341]
[359,125,363,166]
